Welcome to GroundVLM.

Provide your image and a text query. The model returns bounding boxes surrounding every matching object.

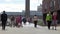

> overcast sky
[0,0,42,12]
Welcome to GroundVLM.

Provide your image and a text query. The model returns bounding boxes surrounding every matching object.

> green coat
[46,14,52,21]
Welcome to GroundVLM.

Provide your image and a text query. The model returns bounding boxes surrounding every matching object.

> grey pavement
[0,22,60,34]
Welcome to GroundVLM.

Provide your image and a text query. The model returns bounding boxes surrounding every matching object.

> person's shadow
[0,29,8,31]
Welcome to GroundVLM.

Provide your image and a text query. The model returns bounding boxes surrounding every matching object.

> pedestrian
[22,17,27,25]
[16,17,18,27]
[46,12,52,30]
[27,17,30,24]
[28,17,31,24]
[33,15,38,28]
[1,11,7,30]
[52,11,57,30]
[10,16,15,27]
[7,17,11,26]
[16,16,19,27]
[19,15,23,27]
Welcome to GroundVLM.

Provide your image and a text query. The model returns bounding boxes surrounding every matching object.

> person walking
[16,16,20,27]
[22,17,27,25]
[10,16,15,27]
[19,15,23,27]
[33,15,38,28]
[1,11,7,30]
[52,11,57,30]
[46,12,52,30]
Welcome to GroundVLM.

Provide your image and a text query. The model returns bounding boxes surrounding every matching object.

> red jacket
[53,15,57,21]
[16,16,22,23]
[16,16,20,23]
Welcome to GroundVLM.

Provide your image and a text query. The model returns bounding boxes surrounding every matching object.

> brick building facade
[42,0,60,24]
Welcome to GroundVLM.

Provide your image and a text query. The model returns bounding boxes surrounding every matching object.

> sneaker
[55,29,56,30]
[48,28,50,30]
[52,28,54,30]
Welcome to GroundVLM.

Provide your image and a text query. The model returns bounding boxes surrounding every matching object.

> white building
[37,4,42,12]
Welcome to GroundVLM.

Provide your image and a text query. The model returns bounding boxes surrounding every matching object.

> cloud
[0,0,42,12]
[5,0,12,2]
[30,0,42,10]
[0,0,25,4]
[0,4,25,12]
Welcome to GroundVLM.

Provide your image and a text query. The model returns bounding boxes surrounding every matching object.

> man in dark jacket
[1,11,7,30]
[22,17,26,25]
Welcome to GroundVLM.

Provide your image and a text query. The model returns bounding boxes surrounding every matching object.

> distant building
[22,10,43,19]
[42,0,60,24]
[37,4,42,19]
[37,4,42,12]
[0,10,43,19]
[25,0,30,17]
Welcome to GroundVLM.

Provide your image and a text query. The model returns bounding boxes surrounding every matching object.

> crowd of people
[7,15,27,27]
[1,10,58,30]
[46,11,57,30]
[1,11,38,30]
